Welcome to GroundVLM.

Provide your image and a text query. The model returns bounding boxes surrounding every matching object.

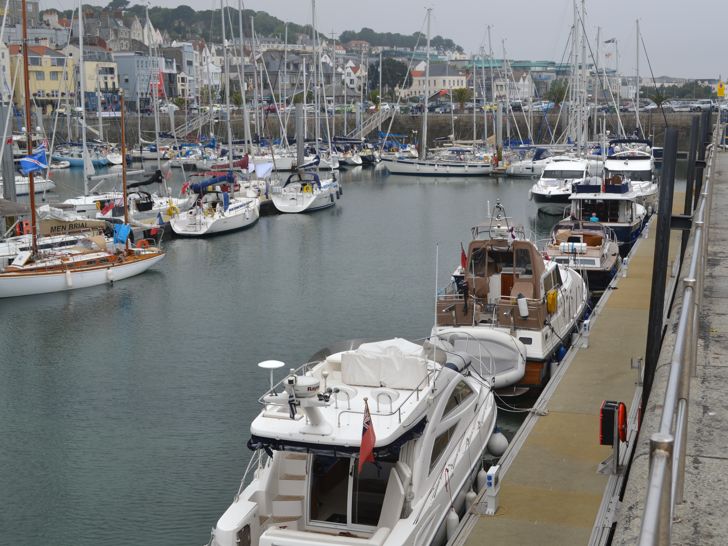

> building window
[50,72,59,80]
[29,56,40,66]
[35,72,44,80]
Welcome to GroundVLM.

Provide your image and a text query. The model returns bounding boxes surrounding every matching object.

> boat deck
[458,195,684,546]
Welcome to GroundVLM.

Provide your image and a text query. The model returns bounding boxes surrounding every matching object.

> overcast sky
[46,0,725,79]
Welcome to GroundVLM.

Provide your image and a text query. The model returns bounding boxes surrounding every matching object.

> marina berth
[212,338,500,546]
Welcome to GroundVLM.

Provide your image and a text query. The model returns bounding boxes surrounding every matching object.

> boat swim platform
[452,195,686,546]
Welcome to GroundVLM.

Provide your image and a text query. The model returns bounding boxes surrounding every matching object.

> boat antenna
[20,0,37,255]
[120,90,129,232]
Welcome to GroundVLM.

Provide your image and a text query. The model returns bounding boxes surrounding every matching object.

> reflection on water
[0,163,681,545]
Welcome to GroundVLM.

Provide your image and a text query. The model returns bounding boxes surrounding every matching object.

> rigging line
[575,7,624,136]
[640,33,669,130]
[379,10,428,153]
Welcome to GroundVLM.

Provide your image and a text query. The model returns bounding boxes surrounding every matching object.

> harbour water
[0,164,681,545]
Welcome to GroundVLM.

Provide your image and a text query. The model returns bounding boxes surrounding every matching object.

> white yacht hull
[271,180,339,213]
[382,158,492,176]
[0,252,165,298]
[1,177,56,196]
[170,200,260,236]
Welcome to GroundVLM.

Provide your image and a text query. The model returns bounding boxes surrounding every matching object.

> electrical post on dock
[483,464,501,515]
[599,400,627,475]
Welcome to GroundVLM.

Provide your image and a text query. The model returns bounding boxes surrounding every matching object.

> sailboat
[382,9,491,177]
[169,0,260,237]
[0,10,164,299]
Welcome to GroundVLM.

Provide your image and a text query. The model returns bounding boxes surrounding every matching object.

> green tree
[368,58,410,97]
[452,88,472,111]
[106,0,129,9]
[368,90,380,107]
[545,79,568,106]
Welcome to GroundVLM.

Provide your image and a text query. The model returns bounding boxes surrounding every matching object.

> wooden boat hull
[0,251,165,298]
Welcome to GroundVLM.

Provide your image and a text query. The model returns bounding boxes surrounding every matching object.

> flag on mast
[358,398,376,474]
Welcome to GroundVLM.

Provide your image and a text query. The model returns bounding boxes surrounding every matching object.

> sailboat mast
[421,7,431,158]
[221,0,234,170]
[79,0,91,194]
[20,0,37,255]
[237,0,252,155]
[635,19,641,135]
[120,91,129,227]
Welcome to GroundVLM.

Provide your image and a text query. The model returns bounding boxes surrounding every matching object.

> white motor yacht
[529,157,602,214]
[604,138,658,209]
[211,337,503,546]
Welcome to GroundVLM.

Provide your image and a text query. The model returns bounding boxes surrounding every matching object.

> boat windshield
[605,169,651,182]
[309,454,394,528]
[543,169,584,179]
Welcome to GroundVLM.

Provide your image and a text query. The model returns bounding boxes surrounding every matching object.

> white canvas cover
[341,338,427,390]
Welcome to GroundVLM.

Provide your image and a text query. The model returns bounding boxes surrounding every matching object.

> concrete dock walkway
[457,205,684,545]
[614,148,728,545]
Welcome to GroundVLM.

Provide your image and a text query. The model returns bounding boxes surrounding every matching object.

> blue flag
[113,223,132,244]
[19,150,48,175]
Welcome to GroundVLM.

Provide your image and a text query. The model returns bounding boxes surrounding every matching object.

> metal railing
[638,120,722,544]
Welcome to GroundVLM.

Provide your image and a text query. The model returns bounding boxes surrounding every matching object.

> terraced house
[8,45,74,113]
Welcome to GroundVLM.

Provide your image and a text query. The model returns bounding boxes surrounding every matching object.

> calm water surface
[1,163,676,545]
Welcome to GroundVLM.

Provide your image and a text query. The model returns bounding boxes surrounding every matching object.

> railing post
[640,433,674,546]
[681,116,700,258]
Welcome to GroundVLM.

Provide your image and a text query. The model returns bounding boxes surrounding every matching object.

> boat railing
[638,121,720,545]
[336,366,438,428]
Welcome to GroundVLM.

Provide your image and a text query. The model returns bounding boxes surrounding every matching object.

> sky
[45,0,726,79]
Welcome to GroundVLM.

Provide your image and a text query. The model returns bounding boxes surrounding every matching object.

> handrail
[638,119,722,545]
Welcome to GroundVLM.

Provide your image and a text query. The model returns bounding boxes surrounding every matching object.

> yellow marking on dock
[465,193,684,546]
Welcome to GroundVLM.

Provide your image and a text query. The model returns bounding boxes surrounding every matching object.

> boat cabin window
[578,200,626,223]
[543,169,584,179]
[444,381,474,416]
[605,169,651,182]
[430,424,458,472]
[309,454,395,529]
[543,266,563,294]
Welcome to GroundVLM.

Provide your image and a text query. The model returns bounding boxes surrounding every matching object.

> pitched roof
[8,45,65,58]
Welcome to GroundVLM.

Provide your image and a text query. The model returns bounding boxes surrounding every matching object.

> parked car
[691,99,716,112]
[159,103,179,114]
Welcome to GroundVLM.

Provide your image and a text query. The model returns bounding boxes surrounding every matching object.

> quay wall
[42,112,708,151]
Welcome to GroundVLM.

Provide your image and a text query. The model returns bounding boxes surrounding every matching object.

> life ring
[96,200,102,210]
[15,219,31,236]
[167,205,180,216]
[136,239,150,249]
[617,402,627,442]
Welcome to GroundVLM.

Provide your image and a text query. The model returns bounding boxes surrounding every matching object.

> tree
[368,90,380,107]
[545,79,568,106]
[647,90,667,107]
[452,88,472,111]
[106,0,129,9]
[367,58,410,98]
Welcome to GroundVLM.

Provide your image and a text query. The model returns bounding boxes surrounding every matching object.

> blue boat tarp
[190,173,234,193]
[284,172,321,188]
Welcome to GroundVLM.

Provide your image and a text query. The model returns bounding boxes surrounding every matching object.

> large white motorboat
[433,202,588,389]
[211,337,504,546]
[604,138,658,209]
[270,171,340,214]
[569,176,648,256]
[529,157,602,214]
[170,173,259,236]
[505,147,559,177]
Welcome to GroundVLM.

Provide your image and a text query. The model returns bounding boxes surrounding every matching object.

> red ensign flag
[358,399,376,474]
[460,243,467,269]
